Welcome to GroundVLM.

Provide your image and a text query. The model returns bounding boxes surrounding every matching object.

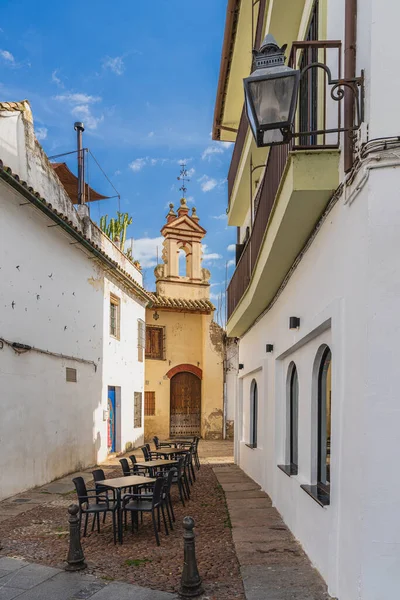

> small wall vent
[66,367,77,382]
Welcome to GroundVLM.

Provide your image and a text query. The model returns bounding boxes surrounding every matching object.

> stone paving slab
[213,466,331,600]
[0,559,178,600]
[241,565,331,600]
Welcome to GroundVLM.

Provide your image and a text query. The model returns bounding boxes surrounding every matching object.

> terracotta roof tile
[147,293,215,313]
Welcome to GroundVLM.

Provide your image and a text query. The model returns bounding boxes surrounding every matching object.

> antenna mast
[177,163,190,198]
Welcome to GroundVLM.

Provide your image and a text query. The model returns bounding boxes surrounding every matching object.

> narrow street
[0,441,330,599]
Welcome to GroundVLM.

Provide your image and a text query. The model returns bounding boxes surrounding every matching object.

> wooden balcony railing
[226,40,342,321]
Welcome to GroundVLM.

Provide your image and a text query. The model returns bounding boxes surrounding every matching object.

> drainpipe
[223,352,227,440]
[344,0,357,172]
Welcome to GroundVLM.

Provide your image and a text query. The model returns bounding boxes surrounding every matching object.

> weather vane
[177,163,190,198]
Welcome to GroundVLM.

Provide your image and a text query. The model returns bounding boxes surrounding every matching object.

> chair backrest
[92,469,106,484]
[176,457,185,477]
[152,476,165,507]
[129,454,137,465]
[153,436,160,449]
[145,443,151,452]
[164,467,176,495]
[73,476,88,505]
[119,458,131,476]
[194,437,200,450]
[141,445,150,461]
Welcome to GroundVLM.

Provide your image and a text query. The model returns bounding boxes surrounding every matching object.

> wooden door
[170,372,201,436]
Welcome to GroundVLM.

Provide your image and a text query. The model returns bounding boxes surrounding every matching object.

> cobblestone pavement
[0,441,243,600]
[213,464,333,600]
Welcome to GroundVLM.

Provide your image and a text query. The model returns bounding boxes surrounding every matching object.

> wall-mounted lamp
[153,311,160,321]
[266,344,274,353]
[289,317,300,329]
[239,363,244,370]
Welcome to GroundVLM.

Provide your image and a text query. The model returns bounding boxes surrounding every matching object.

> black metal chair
[120,458,132,476]
[171,457,189,506]
[153,435,173,450]
[122,477,167,546]
[92,468,116,523]
[141,445,158,461]
[129,454,147,476]
[163,468,176,530]
[193,436,201,470]
[73,476,117,544]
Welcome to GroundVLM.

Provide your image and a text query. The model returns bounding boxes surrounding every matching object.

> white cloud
[186,167,195,177]
[114,170,122,176]
[186,196,195,204]
[36,127,48,141]
[71,104,103,130]
[51,69,64,88]
[55,93,101,104]
[210,292,222,301]
[103,56,125,75]
[0,49,14,63]
[198,175,218,192]
[227,244,236,252]
[125,236,164,268]
[213,214,227,220]
[202,244,222,262]
[203,253,222,262]
[129,158,147,172]
[210,282,222,287]
[202,145,224,161]
[148,131,154,137]
[202,141,233,161]
[227,259,235,268]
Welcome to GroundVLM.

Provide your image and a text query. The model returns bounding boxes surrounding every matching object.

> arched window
[318,346,332,491]
[249,379,258,448]
[178,249,187,277]
[289,364,299,474]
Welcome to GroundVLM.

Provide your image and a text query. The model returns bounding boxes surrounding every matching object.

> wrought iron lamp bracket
[291,62,365,139]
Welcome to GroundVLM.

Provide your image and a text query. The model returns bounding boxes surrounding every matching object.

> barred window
[145,326,165,360]
[110,294,120,339]
[134,392,142,428]
[145,391,156,416]
[137,319,145,362]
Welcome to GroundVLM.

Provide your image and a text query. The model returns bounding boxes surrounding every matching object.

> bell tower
[154,198,211,300]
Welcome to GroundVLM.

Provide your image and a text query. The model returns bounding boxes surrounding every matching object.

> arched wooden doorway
[170,372,201,437]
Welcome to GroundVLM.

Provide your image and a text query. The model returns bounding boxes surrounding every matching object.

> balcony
[226,41,343,336]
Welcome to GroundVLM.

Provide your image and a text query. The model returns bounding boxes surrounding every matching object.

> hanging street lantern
[244,34,300,147]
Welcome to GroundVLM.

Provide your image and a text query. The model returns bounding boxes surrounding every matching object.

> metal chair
[171,457,189,506]
[73,476,117,544]
[92,468,116,523]
[122,477,167,546]
[153,435,173,450]
[129,454,147,476]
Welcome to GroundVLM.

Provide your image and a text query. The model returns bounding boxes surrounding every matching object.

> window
[145,391,156,416]
[137,319,145,362]
[318,346,332,491]
[145,326,165,360]
[110,294,120,339]
[299,0,319,145]
[134,392,142,428]
[249,379,258,448]
[289,364,299,473]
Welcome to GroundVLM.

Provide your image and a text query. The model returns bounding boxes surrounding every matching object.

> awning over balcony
[227,149,340,337]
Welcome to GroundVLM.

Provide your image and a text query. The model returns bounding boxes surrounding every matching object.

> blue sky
[0,0,235,321]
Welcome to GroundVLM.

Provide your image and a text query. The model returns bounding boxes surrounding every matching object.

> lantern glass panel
[249,74,297,128]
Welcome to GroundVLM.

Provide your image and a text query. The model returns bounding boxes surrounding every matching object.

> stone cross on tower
[154,198,211,300]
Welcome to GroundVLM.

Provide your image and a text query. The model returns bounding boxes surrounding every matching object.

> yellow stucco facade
[144,199,224,441]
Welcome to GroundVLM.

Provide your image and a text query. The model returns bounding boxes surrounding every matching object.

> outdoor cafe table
[98,475,155,544]
[153,448,189,458]
[135,459,178,468]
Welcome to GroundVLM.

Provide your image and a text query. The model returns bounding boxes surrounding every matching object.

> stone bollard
[65,504,87,572]
[179,516,204,598]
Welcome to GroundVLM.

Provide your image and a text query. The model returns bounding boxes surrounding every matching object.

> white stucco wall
[0,106,147,500]
[235,163,400,600]
[100,277,145,462]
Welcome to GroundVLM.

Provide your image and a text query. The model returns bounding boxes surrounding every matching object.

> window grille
[144,391,156,416]
[66,367,77,382]
[134,392,142,428]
